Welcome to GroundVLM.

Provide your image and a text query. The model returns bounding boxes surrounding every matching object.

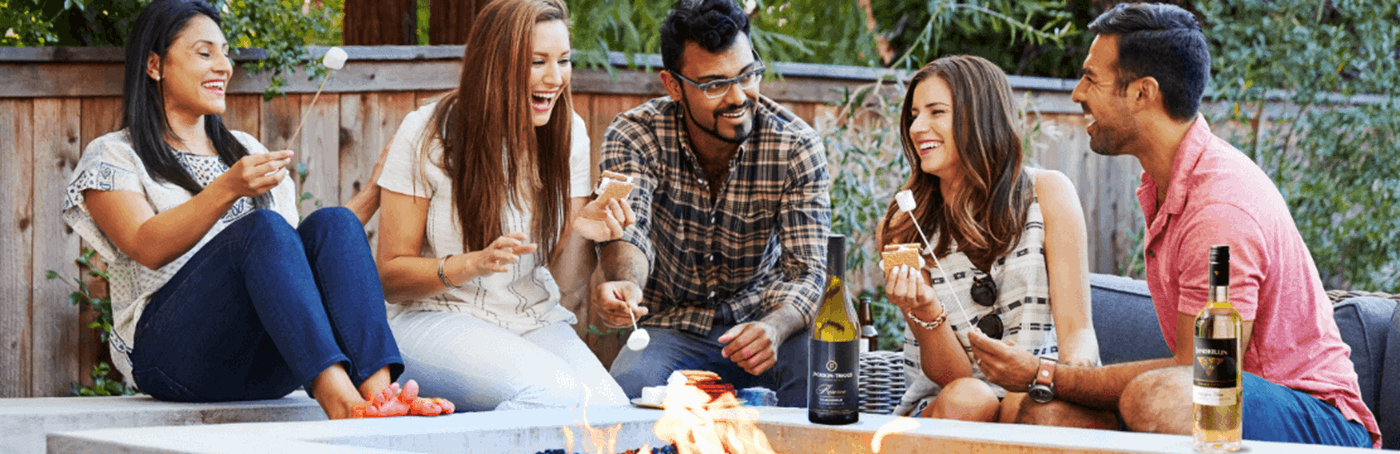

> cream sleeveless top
[894,168,1084,415]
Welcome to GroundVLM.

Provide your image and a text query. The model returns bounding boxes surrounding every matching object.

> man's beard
[680,92,754,145]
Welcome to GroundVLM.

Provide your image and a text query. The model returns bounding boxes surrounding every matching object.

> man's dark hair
[1088,2,1210,122]
[659,0,750,74]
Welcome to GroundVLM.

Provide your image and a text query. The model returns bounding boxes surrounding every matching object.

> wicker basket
[858,350,907,415]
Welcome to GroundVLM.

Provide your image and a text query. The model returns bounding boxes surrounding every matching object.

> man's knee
[1120,366,1192,434]
[1017,399,1117,429]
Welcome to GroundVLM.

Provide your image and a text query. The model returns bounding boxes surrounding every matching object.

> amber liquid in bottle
[1193,245,1242,453]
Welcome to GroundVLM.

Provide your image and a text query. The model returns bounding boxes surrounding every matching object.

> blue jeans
[131,208,403,402]
[1240,372,1373,448]
[610,314,809,407]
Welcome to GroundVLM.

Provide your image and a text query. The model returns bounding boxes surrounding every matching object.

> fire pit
[48,405,1367,454]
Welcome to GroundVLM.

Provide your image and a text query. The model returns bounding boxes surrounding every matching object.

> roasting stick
[286,47,347,147]
[895,189,979,363]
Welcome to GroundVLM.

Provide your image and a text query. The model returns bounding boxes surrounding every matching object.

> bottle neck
[1208,284,1229,304]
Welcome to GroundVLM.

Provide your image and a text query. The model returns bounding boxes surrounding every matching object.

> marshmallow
[322,47,348,70]
[896,189,917,213]
[627,328,650,350]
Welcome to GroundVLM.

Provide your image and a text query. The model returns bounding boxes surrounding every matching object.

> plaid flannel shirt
[599,95,831,336]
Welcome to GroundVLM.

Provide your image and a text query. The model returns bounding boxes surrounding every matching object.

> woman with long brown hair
[879,55,1112,428]
[375,0,632,411]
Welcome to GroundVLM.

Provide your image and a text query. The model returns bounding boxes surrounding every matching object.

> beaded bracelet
[906,308,947,331]
[437,254,461,289]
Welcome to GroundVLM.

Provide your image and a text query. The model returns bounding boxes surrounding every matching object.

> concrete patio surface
[0,391,323,454]
[45,405,1376,454]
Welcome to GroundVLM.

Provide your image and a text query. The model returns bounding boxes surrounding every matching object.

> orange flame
[870,416,920,453]
[654,385,776,454]
[565,388,647,454]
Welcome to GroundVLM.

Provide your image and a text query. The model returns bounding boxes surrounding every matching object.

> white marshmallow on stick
[893,189,977,362]
[626,305,649,350]
[287,47,347,147]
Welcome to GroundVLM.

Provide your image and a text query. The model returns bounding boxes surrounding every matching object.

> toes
[397,379,421,405]
[435,398,455,415]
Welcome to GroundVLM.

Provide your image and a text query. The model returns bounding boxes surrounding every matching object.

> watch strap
[1034,357,1056,387]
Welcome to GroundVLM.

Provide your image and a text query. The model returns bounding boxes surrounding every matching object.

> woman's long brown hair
[421,0,573,262]
[879,55,1032,269]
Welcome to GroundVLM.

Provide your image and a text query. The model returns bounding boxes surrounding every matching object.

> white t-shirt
[62,130,299,383]
[377,104,592,334]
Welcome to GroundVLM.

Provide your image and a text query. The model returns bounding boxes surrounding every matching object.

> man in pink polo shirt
[969,3,1380,448]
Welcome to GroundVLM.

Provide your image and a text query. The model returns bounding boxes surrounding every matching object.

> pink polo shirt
[1138,117,1380,448]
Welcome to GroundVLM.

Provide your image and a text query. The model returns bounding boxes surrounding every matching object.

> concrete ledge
[0,391,323,454]
[48,406,1374,454]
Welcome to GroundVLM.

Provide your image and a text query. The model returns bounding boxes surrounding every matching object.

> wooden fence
[0,46,1142,397]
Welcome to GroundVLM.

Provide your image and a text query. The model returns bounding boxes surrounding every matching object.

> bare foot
[356,380,454,418]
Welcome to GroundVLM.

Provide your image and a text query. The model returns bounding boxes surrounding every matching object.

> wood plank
[222,94,262,138]
[339,92,381,253]
[261,94,302,213]
[367,92,418,249]
[784,101,817,127]
[415,90,448,108]
[78,97,123,389]
[30,98,82,397]
[297,93,341,218]
[0,99,35,397]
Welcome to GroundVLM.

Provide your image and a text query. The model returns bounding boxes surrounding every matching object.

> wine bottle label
[809,339,859,417]
[1193,337,1240,406]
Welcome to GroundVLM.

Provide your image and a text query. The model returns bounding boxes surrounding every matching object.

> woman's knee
[300,207,359,234]
[501,366,586,410]
[925,378,999,422]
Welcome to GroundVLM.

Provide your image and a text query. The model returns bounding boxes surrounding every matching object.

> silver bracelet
[906,308,947,331]
[437,254,460,289]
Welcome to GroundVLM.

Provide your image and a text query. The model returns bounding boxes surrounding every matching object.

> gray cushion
[1089,273,1171,365]
[1332,296,1398,449]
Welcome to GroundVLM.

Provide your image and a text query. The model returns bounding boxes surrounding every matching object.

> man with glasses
[589,0,831,407]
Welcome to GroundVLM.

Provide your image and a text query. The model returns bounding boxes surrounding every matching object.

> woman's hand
[212,150,293,198]
[571,197,635,242]
[885,264,944,320]
[450,232,538,282]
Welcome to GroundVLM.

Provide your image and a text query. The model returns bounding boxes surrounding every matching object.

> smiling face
[528,19,572,127]
[1071,34,1141,156]
[665,33,760,146]
[906,76,963,180]
[147,14,231,122]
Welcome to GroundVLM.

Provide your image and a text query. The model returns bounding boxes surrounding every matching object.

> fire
[653,385,775,454]
[870,417,920,453]
[565,388,644,454]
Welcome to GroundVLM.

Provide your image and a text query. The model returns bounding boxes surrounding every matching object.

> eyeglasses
[970,275,1003,339]
[669,63,766,99]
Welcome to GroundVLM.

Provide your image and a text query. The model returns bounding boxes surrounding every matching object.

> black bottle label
[809,339,859,417]
[1192,337,1239,406]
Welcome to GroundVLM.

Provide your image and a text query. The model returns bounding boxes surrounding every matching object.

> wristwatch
[1028,357,1057,403]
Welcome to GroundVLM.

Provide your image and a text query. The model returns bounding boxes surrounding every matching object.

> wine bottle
[809,234,860,425]
[858,296,879,354]
[1193,245,1242,453]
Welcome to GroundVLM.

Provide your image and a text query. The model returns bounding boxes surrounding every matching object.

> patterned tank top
[894,168,1078,414]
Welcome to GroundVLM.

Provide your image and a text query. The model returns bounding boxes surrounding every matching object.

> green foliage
[72,362,139,396]
[46,248,140,396]
[0,0,339,100]
[567,0,1081,77]
[1202,0,1400,291]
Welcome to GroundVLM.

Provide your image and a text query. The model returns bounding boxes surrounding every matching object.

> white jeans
[388,310,628,411]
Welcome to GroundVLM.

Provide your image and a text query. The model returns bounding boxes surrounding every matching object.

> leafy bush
[1202,0,1400,292]
[1,0,340,100]
[46,248,139,396]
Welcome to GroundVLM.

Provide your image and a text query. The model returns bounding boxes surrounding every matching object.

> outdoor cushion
[1088,273,1171,365]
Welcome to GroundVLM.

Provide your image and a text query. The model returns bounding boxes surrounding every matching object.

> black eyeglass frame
[666,50,767,99]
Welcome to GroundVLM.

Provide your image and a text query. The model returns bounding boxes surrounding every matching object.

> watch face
[1029,384,1054,403]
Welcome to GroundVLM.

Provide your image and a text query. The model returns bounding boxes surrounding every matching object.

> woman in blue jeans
[62,0,446,419]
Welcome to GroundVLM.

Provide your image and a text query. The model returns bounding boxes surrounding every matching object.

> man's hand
[968,328,1038,390]
[719,321,780,375]
[592,280,647,329]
